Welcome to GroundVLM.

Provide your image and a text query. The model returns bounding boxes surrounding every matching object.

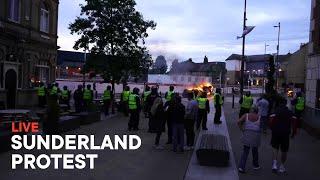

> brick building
[0,0,59,108]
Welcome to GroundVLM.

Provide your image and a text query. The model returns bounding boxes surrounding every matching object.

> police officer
[292,92,305,128]
[165,85,175,102]
[73,85,83,113]
[37,82,46,107]
[197,92,210,130]
[50,83,60,101]
[60,86,71,110]
[214,88,224,124]
[83,84,93,111]
[103,85,113,116]
[142,85,151,118]
[128,87,141,131]
[121,86,131,116]
[239,91,253,118]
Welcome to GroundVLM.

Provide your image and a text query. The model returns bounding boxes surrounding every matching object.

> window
[8,0,20,22]
[180,76,184,81]
[35,61,49,83]
[40,2,49,33]
[188,76,191,82]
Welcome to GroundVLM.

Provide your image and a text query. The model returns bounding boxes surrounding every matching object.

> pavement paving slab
[185,101,239,180]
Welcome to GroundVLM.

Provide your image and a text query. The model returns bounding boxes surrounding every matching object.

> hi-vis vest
[61,90,69,99]
[128,94,138,110]
[50,86,58,95]
[122,91,130,101]
[295,97,305,111]
[166,90,174,101]
[103,90,111,100]
[198,98,207,109]
[37,86,45,96]
[241,96,253,109]
[143,91,151,101]
[214,93,224,105]
[83,89,92,100]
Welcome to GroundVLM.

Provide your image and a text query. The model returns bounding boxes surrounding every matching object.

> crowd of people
[237,91,305,174]
[36,82,306,174]
[120,85,225,152]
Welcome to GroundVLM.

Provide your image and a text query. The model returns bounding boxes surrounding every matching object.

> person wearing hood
[151,96,165,149]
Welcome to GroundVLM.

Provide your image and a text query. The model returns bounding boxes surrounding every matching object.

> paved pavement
[1,113,192,180]
[185,102,238,180]
[225,102,320,180]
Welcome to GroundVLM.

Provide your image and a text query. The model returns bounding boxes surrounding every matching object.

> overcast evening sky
[58,0,311,63]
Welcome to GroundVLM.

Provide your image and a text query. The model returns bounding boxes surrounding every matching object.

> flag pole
[240,0,247,96]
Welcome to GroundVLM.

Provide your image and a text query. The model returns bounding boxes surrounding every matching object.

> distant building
[225,54,290,86]
[279,43,308,90]
[169,58,226,85]
[57,50,86,80]
[0,0,59,108]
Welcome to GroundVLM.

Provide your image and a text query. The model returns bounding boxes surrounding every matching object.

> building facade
[0,0,59,108]
[225,54,290,87]
[307,0,320,110]
[279,43,308,90]
[169,58,226,85]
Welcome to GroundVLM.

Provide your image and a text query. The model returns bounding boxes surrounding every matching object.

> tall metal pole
[240,0,247,95]
[275,22,280,91]
[264,42,269,55]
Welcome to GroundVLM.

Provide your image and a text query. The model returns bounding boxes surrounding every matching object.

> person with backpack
[146,87,160,133]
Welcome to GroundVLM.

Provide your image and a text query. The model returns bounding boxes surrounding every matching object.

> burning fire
[187,82,214,96]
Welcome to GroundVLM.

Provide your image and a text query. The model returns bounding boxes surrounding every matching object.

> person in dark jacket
[146,87,160,133]
[168,94,186,152]
[151,96,165,149]
[73,85,83,113]
[269,97,298,174]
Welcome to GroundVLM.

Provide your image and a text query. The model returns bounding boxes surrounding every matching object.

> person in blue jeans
[167,94,186,153]
[237,107,261,173]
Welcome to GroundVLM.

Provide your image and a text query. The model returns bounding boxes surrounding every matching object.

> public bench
[196,134,230,167]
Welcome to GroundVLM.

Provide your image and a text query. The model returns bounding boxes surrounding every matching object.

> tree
[170,59,179,72]
[69,0,156,90]
[149,55,167,74]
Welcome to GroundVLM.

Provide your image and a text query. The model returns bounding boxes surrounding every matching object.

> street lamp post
[274,22,281,91]
[264,42,269,54]
[240,0,247,96]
